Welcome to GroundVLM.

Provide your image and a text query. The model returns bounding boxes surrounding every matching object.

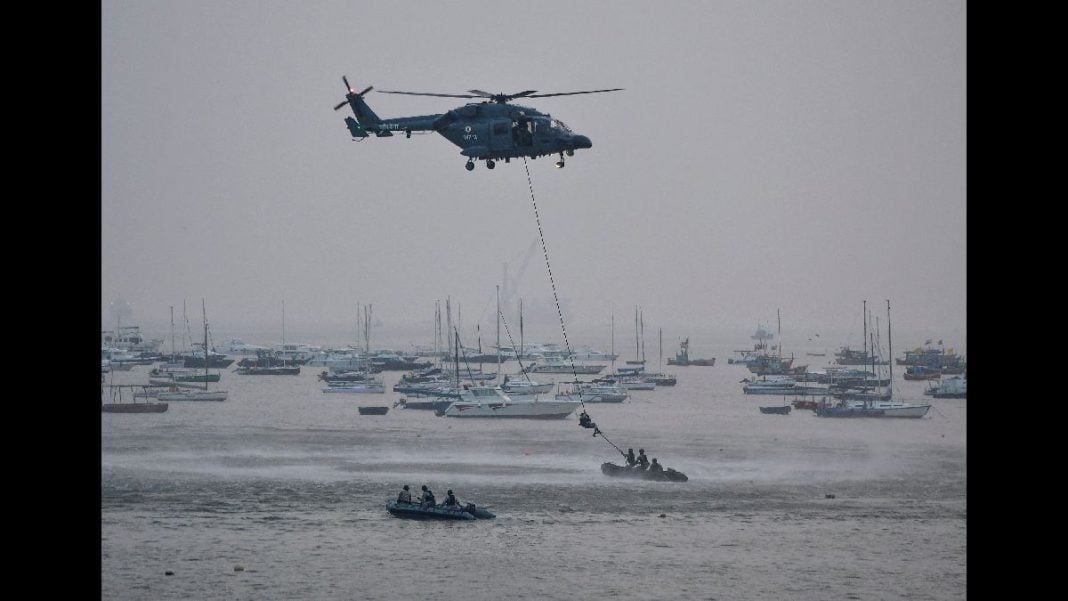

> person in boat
[442,489,459,507]
[649,458,664,473]
[624,448,637,467]
[397,485,412,503]
[419,485,436,507]
[636,449,650,470]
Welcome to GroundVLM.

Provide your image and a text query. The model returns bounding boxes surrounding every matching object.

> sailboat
[816,300,930,418]
[647,328,677,385]
[158,300,229,402]
[442,311,580,419]
[236,301,301,375]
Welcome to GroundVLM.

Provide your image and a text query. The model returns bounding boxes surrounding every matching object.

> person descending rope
[578,410,602,436]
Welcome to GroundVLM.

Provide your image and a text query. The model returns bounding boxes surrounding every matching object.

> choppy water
[102,358,966,600]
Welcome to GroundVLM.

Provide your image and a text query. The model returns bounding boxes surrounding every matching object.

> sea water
[101,355,965,600]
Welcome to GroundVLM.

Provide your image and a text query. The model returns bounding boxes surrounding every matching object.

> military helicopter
[333,76,622,170]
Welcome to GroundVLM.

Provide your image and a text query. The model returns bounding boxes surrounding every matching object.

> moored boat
[759,405,791,415]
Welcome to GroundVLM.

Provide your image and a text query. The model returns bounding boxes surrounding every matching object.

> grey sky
[102,0,965,354]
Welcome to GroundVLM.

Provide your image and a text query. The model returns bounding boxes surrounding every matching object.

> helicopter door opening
[512,115,533,147]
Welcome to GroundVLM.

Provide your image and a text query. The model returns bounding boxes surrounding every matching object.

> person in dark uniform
[397,484,412,503]
[624,448,637,467]
[649,458,664,472]
[442,489,459,507]
[419,485,436,507]
[636,449,650,470]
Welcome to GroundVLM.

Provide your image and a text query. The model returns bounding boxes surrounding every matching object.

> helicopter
[332,76,622,170]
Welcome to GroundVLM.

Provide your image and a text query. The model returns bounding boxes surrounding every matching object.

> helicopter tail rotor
[334,76,374,111]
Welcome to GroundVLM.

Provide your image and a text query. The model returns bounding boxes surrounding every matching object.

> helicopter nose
[571,135,592,149]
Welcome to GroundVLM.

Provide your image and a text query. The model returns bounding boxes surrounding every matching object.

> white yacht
[441,385,580,419]
[524,356,605,375]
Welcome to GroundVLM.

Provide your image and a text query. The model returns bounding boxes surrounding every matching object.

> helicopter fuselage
[343,99,591,169]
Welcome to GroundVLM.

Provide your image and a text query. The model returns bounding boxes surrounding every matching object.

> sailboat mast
[887,299,893,397]
[640,310,645,363]
[862,300,867,372]
[202,299,209,387]
[610,311,614,365]
[282,300,286,368]
[659,327,663,372]
[169,305,175,358]
[496,286,501,384]
[519,298,524,359]
[777,308,782,359]
[634,306,639,362]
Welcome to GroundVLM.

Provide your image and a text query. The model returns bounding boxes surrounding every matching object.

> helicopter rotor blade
[333,100,349,111]
[525,88,625,98]
[342,76,352,92]
[358,85,373,96]
[378,90,483,99]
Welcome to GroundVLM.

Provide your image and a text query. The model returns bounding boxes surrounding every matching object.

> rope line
[522,157,626,460]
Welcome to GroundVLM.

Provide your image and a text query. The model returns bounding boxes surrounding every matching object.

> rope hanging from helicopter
[520,157,626,458]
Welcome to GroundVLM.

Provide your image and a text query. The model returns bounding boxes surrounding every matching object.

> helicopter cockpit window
[551,118,573,133]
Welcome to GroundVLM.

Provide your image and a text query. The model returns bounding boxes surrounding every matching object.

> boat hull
[157,390,228,402]
[386,501,495,520]
[102,403,168,413]
[600,462,688,482]
[442,400,579,418]
[759,405,791,414]
[358,406,389,415]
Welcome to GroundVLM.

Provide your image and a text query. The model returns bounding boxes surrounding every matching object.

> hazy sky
[102,0,965,354]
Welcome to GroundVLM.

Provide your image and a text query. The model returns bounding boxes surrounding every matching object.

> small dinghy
[759,405,791,415]
[386,500,496,520]
[600,462,688,482]
[358,406,389,415]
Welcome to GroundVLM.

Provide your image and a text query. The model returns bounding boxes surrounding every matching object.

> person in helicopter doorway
[636,449,650,470]
[442,489,460,507]
[397,484,412,503]
[649,458,664,473]
[624,448,637,467]
[513,113,532,146]
[419,485,436,507]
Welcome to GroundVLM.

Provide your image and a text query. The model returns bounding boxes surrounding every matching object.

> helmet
[639,448,645,453]
[447,490,453,495]
[421,485,428,491]
[628,448,633,452]
[403,485,409,490]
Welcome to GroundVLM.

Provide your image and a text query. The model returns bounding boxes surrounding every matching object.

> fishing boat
[600,462,688,482]
[666,337,715,366]
[386,500,495,520]
[903,365,942,380]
